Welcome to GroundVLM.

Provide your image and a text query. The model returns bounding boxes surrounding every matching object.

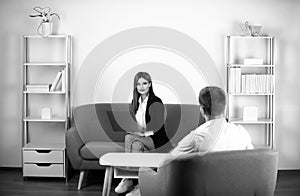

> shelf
[24,62,67,66]
[229,118,273,124]
[24,35,69,38]
[114,168,139,179]
[23,142,65,150]
[253,145,272,150]
[227,64,275,68]
[229,93,274,96]
[23,116,67,122]
[227,35,274,39]
[23,91,66,94]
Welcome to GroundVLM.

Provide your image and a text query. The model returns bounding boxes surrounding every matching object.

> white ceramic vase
[37,22,53,37]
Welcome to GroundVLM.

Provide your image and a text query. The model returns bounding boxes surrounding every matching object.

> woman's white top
[135,95,148,129]
[135,95,154,136]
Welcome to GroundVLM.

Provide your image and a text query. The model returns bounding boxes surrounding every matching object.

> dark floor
[275,170,300,196]
[0,168,299,196]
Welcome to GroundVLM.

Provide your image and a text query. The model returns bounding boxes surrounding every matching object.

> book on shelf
[50,70,62,91]
[26,84,51,93]
[235,68,241,93]
[229,68,241,93]
[61,69,66,92]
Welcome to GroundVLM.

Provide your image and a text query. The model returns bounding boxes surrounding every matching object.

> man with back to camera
[132,86,254,196]
[162,86,254,165]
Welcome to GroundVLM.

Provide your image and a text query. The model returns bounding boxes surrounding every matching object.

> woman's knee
[125,134,135,143]
[131,141,144,152]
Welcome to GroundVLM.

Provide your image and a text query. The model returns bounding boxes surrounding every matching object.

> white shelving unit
[22,35,71,178]
[225,35,275,149]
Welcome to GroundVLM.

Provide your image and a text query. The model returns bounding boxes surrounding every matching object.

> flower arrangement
[29,6,60,23]
[29,6,60,37]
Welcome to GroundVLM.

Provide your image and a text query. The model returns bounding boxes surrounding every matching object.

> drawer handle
[36,150,51,153]
[36,163,52,167]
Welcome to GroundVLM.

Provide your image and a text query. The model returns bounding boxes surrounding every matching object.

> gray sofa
[139,149,279,196]
[66,103,204,189]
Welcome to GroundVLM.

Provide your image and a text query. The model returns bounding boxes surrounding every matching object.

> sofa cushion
[80,141,125,160]
[73,104,128,143]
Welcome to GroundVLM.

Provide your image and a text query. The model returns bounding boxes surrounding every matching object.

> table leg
[102,166,113,196]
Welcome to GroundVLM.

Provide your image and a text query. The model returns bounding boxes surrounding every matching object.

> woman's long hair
[131,72,155,114]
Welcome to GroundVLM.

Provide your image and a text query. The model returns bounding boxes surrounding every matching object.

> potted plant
[29,6,60,37]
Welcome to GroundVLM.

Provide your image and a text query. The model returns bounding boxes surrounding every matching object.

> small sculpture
[29,6,60,37]
[240,21,251,36]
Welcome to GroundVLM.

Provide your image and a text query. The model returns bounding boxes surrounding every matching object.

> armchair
[139,149,278,196]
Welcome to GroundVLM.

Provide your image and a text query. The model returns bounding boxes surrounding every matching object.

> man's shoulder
[226,122,249,136]
[194,121,211,135]
[227,122,246,130]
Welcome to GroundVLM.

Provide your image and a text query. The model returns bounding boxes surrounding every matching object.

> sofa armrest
[66,126,85,170]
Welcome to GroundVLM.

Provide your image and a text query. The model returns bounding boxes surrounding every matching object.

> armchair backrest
[139,149,278,196]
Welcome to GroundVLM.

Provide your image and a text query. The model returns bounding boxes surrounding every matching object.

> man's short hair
[198,86,226,116]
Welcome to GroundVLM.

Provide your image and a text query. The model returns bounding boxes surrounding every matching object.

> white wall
[0,0,300,169]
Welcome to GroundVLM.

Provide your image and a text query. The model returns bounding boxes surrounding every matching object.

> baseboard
[278,169,300,174]
[0,167,22,171]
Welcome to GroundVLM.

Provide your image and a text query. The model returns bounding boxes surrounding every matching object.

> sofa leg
[78,170,86,190]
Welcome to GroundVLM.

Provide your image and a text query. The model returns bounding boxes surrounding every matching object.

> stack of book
[26,84,51,93]
[26,69,66,93]
[241,74,274,94]
[229,68,274,94]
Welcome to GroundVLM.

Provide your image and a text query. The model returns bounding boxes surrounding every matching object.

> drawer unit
[23,150,64,163]
[23,163,64,177]
[22,147,66,177]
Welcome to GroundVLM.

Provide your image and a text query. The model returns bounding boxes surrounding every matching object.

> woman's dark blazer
[132,94,169,149]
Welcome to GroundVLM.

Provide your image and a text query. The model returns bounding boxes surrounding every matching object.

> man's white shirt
[170,118,254,157]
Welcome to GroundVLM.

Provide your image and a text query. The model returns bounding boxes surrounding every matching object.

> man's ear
[200,106,208,116]
[199,105,204,114]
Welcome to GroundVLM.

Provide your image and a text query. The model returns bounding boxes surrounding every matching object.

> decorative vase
[37,22,53,37]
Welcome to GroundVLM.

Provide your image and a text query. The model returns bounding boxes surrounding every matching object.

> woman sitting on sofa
[115,71,169,196]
